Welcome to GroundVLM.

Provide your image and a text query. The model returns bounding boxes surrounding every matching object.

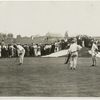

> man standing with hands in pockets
[68,38,82,70]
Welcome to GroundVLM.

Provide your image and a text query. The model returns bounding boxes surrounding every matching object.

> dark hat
[71,38,77,43]
[13,44,17,49]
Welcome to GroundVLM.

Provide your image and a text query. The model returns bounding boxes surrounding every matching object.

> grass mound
[79,47,91,57]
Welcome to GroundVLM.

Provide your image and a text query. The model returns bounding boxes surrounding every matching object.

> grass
[0,57,99,96]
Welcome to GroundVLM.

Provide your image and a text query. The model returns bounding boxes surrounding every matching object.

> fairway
[0,57,100,96]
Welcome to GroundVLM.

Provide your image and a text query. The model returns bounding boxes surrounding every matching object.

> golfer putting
[14,44,25,65]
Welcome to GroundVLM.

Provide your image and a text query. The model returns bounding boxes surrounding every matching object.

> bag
[19,52,22,55]
[71,52,77,57]
[65,53,71,64]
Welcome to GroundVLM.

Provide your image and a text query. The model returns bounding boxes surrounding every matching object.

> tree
[2,34,7,40]
[0,33,3,41]
[76,35,93,48]
[7,33,13,38]
[16,35,21,39]
[64,31,69,42]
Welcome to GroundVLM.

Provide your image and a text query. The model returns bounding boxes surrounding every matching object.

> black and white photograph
[0,1,100,98]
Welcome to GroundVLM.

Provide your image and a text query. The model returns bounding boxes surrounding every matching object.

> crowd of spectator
[0,39,68,58]
[0,35,99,58]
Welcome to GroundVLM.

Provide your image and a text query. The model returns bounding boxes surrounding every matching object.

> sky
[0,1,100,37]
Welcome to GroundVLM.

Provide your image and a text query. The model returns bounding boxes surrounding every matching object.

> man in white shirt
[91,40,98,66]
[9,45,14,58]
[14,44,25,65]
[68,38,82,70]
[33,43,38,56]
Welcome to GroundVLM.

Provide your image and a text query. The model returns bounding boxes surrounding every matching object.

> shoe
[18,63,22,65]
[73,68,76,70]
[70,67,72,70]
[91,64,94,66]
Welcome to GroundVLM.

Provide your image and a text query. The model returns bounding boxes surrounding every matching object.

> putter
[64,53,71,64]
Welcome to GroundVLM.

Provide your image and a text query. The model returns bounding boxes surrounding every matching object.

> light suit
[68,43,82,69]
[17,45,25,64]
[91,43,98,57]
[91,43,98,66]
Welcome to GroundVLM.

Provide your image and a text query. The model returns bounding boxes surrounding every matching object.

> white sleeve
[77,45,82,51]
[95,45,98,50]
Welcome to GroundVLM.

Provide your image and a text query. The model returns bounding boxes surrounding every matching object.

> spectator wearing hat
[37,44,41,56]
[33,43,38,56]
[8,44,14,58]
[91,40,98,66]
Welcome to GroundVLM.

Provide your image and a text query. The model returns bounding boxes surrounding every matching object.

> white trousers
[34,49,38,56]
[19,50,25,64]
[70,56,78,68]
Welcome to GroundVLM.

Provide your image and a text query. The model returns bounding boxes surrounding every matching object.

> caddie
[91,40,98,66]
[14,44,25,65]
[68,38,82,70]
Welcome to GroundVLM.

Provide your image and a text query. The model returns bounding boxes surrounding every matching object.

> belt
[71,50,78,53]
